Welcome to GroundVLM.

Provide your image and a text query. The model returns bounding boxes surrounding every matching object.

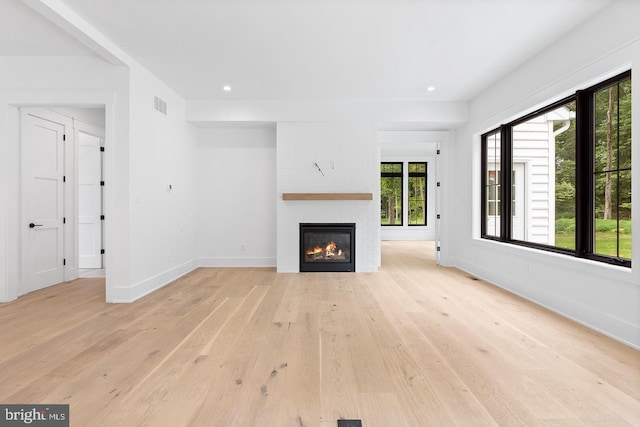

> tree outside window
[408,163,427,226]
[381,163,403,225]
[594,78,632,259]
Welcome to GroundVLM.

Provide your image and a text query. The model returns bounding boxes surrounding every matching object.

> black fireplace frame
[299,223,356,272]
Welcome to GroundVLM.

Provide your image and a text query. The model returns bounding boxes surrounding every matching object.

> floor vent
[153,96,167,115]
[338,420,362,427]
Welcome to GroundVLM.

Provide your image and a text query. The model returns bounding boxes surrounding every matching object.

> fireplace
[300,223,355,272]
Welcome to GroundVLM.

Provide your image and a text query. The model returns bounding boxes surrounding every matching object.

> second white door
[78,128,103,269]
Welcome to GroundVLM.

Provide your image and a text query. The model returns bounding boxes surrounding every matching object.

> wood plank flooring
[0,241,638,426]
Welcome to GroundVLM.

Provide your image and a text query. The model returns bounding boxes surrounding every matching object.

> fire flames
[306,241,342,258]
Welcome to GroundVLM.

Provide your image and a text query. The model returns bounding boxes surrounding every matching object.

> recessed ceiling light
[223,85,232,92]
[427,86,436,92]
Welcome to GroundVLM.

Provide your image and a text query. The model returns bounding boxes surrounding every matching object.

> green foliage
[408,163,426,173]
[595,232,632,259]
[556,218,631,234]
[593,79,632,220]
[555,218,575,232]
[381,175,402,225]
[555,218,632,258]
[553,102,576,220]
[554,234,575,250]
[554,78,632,223]
[594,219,632,234]
[408,169,426,225]
[555,181,575,218]
[381,163,402,173]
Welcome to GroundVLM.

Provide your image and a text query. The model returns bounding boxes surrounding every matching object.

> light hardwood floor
[1,241,638,426]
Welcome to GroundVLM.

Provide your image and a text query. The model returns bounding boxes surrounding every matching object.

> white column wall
[121,61,199,302]
[276,122,380,272]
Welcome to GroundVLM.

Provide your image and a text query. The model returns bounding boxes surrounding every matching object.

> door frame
[0,90,116,303]
[379,156,436,241]
[20,108,107,294]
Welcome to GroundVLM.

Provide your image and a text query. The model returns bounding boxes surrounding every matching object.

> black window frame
[408,162,428,226]
[381,162,404,226]
[481,70,631,268]
[481,130,503,241]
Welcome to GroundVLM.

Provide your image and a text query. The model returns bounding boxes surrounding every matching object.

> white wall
[449,0,640,348]
[50,106,105,127]
[277,122,380,272]
[197,126,277,267]
[121,61,199,302]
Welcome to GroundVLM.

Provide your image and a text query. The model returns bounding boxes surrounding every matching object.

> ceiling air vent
[153,96,167,115]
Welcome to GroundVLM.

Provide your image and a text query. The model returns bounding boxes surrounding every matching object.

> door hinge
[436,182,441,187]
[63,175,66,183]
[100,215,105,220]
[437,149,441,155]
[63,134,66,141]
[100,147,105,152]
[436,214,441,219]
[63,217,66,224]
[100,181,105,186]
[436,246,441,252]
[63,258,66,266]
[100,249,105,254]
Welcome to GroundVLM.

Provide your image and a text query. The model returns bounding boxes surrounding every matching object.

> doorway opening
[378,139,441,267]
[20,107,106,295]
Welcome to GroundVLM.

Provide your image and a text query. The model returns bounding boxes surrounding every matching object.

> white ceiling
[0,0,94,56]
[4,0,614,102]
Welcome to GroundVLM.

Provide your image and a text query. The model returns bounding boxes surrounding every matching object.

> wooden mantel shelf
[282,192,373,201]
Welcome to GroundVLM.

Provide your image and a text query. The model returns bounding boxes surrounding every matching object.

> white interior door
[21,110,66,292]
[78,130,103,268]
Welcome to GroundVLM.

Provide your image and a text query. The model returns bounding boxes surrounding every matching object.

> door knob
[29,223,43,228]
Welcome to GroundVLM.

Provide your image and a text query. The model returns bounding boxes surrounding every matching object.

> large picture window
[481,71,631,267]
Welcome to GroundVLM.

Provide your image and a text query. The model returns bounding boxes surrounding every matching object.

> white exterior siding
[512,109,571,245]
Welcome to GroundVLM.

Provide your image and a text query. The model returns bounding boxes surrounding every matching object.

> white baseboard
[107,259,198,303]
[198,257,276,268]
[381,228,434,241]
[455,258,640,350]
